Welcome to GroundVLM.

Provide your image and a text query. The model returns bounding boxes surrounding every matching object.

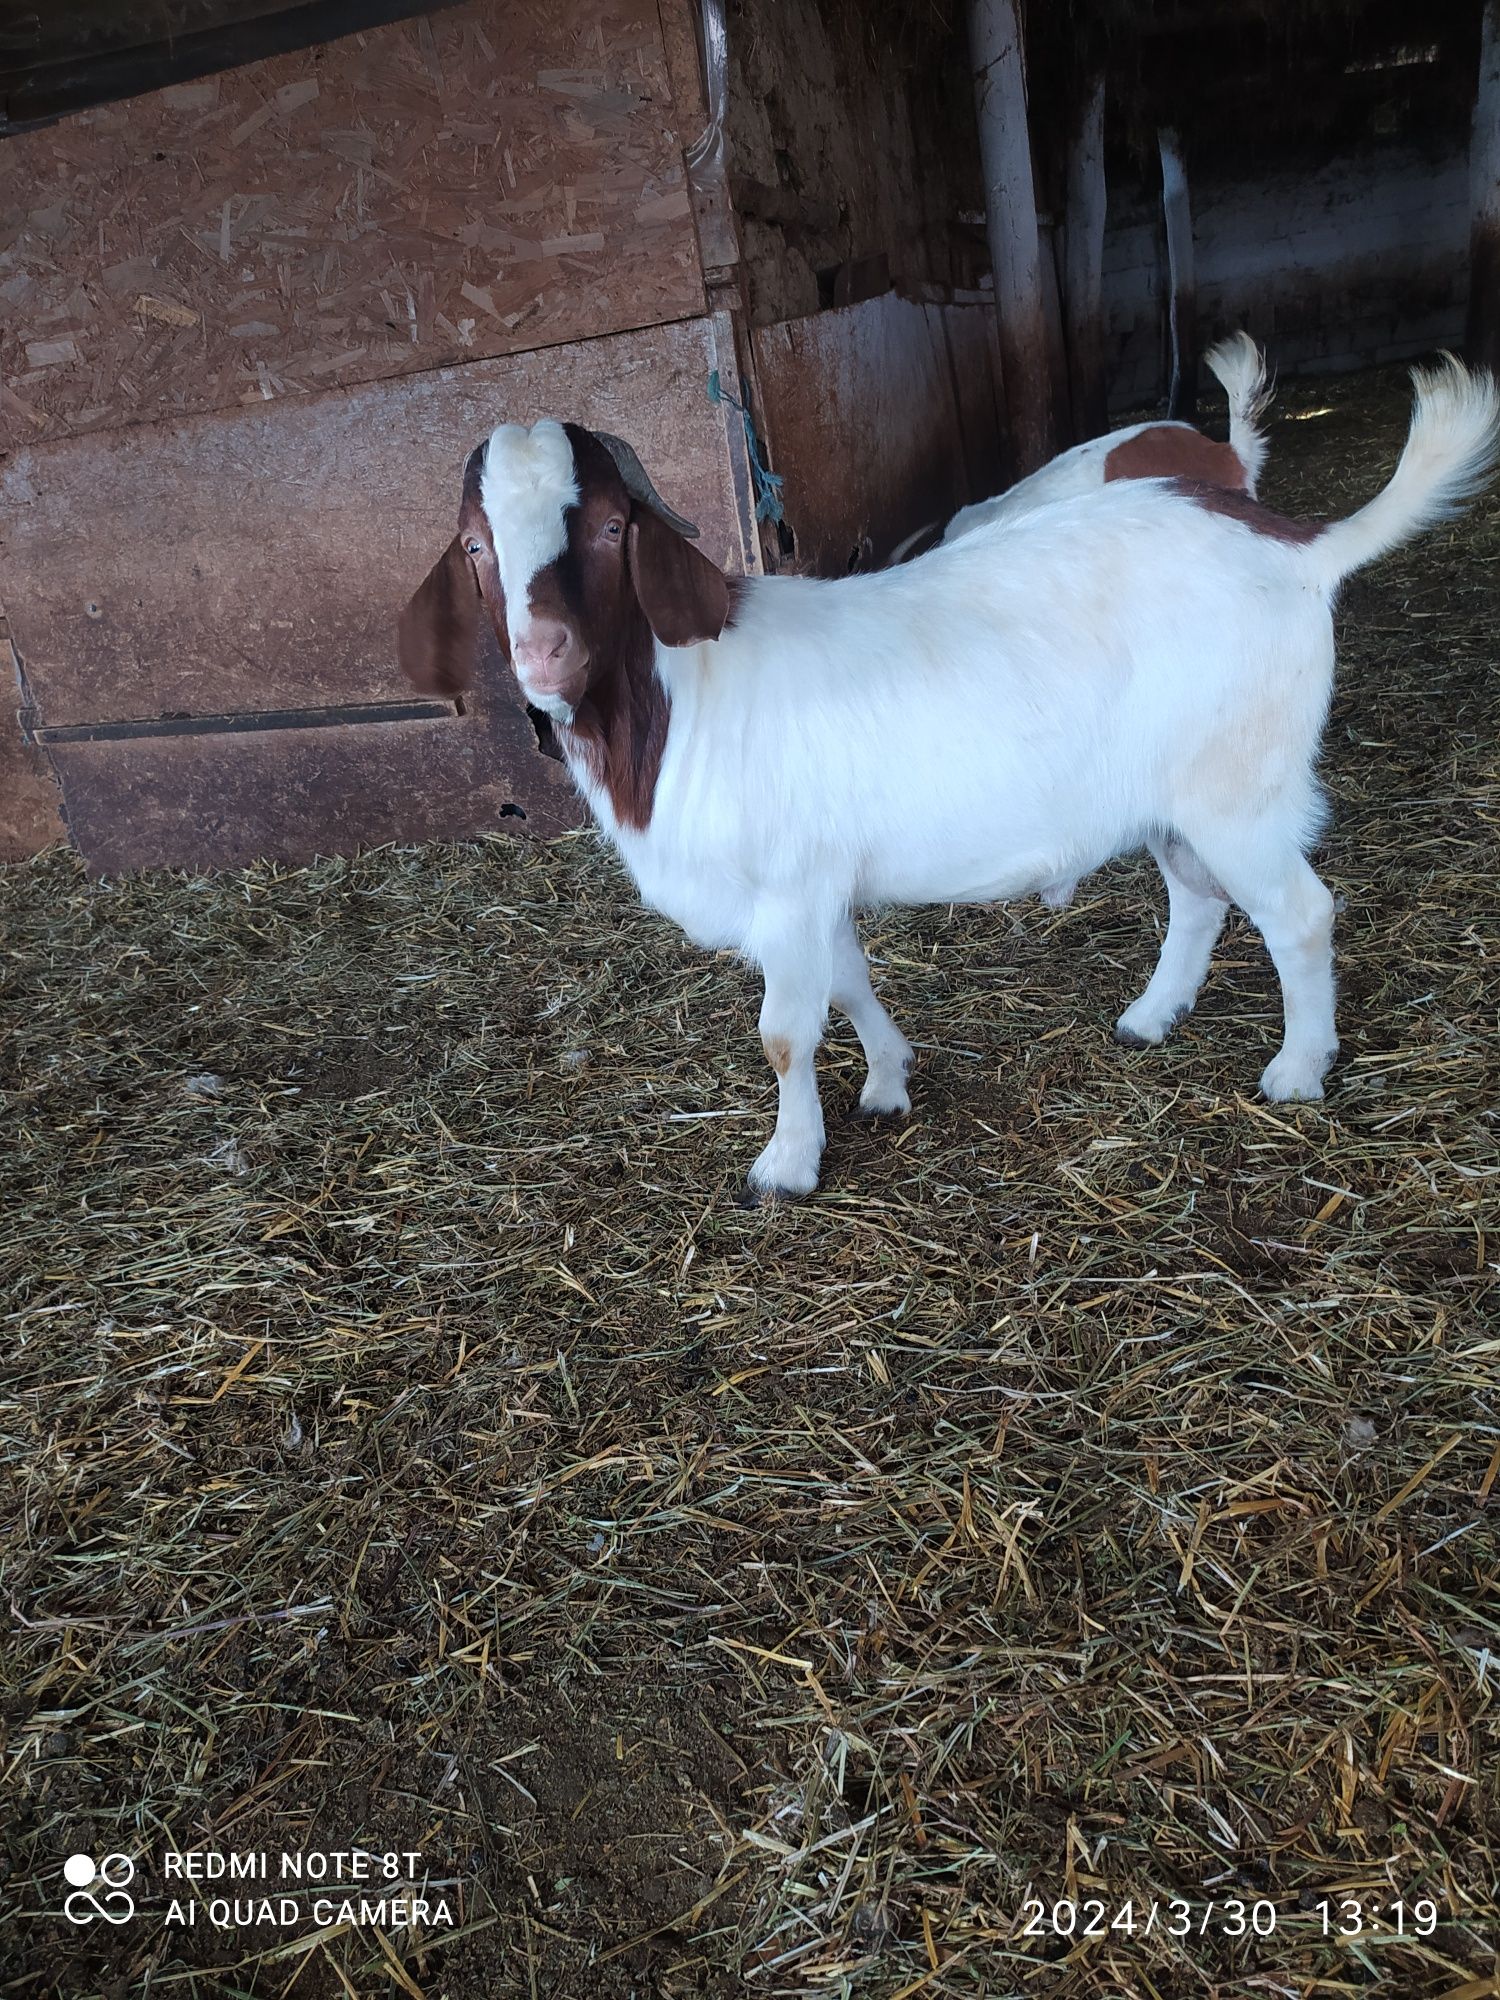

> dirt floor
[2,366,1498,1999]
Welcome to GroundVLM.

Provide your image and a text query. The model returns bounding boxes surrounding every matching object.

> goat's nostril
[513,623,580,689]
[516,624,571,666]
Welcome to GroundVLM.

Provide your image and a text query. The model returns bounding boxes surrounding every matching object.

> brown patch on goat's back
[762,1034,792,1076]
[1169,478,1324,544]
[1105,425,1250,492]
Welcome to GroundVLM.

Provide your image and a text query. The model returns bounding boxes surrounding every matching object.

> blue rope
[707,369,784,525]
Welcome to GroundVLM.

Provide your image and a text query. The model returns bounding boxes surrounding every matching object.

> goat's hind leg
[1176,821,1338,1100]
[1116,833,1228,1047]
[832,915,914,1116]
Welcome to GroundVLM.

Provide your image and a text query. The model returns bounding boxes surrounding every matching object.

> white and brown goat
[400,361,1498,1198]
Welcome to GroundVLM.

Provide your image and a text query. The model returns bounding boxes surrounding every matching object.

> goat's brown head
[399,421,730,723]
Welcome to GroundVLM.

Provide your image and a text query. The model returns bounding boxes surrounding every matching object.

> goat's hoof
[1259,1049,1334,1103]
[855,1049,914,1119]
[738,1177,812,1208]
[1114,1003,1187,1048]
[855,1087,911,1122]
[745,1142,821,1203]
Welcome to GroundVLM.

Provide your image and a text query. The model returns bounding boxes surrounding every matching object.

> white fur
[941,333,1273,548]
[480,419,579,712]
[942,419,1196,543]
[1206,329,1273,493]
[501,363,1499,1195]
[1304,355,1500,586]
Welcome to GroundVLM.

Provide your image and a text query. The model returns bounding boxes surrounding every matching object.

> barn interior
[3,3,1499,1997]
[3,0,1491,872]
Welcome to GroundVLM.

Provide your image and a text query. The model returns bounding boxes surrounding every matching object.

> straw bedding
[2,365,1497,1997]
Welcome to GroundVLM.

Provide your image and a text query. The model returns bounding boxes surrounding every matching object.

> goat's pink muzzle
[512,620,589,705]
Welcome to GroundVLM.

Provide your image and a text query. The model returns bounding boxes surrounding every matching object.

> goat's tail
[886,519,945,566]
[1204,331,1272,495]
[1303,355,1500,594]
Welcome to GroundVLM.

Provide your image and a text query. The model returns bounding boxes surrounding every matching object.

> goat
[399,359,1497,1199]
[888,331,1272,565]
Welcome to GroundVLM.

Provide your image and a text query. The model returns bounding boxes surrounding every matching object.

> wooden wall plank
[3,310,756,871]
[0,733,65,860]
[45,627,584,875]
[1159,126,1199,420]
[0,631,65,861]
[1,3,466,131]
[724,0,984,324]
[0,0,704,445]
[1064,67,1109,440]
[968,0,1056,476]
[0,719,66,863]
[752,291,1003,571]
[4,315,749,732]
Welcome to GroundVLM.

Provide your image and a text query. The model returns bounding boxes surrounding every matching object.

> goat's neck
[557,600,670,834]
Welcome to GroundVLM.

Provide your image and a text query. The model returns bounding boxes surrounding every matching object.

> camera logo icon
[63,1853,136,1925]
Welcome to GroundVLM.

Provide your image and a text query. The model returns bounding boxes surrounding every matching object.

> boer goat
[400,359,1498,1199]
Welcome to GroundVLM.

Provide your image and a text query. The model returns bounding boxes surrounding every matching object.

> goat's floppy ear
[627,508,730,648]
[399,538,480,695]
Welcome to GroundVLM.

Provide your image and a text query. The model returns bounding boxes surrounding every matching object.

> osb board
[44,634,583,877]
[0,731,64,860]
[752,291,1004,571]
[0,0,703,446]
[3,313,751,731]
[0,679,65,863]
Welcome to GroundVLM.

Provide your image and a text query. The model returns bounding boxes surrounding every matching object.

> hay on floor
[1,364,1498,1998]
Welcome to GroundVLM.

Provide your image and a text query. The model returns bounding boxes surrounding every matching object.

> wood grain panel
[3,310,757,870]
[46,625,585,875]
[0,630,65,862]
[4,314,751,729]
[0,704,65,863]
[752,291,1004,571]
[0,0,703,443]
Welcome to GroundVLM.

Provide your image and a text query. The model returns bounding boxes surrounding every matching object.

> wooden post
[1064,66,1108,439]
[968,0,1056,476]
[662,0,741,298]
[1159,127,1197,420]
[1468,0,1500,374]
[1038,221,1075,448]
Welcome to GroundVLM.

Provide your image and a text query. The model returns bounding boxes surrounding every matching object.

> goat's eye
[464,537,483,557]
[603,518,624,540]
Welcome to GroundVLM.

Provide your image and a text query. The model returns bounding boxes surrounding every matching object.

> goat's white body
[549,356,1496,1194]
[943,419,1199,544]
[575,487,1328,942]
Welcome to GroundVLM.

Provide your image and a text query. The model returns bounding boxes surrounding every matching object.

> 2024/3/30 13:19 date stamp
[1016,1895,1443,1942]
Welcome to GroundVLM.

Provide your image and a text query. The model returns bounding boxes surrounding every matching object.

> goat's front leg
[746,904,835,1200]
[831,915,914,1116]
